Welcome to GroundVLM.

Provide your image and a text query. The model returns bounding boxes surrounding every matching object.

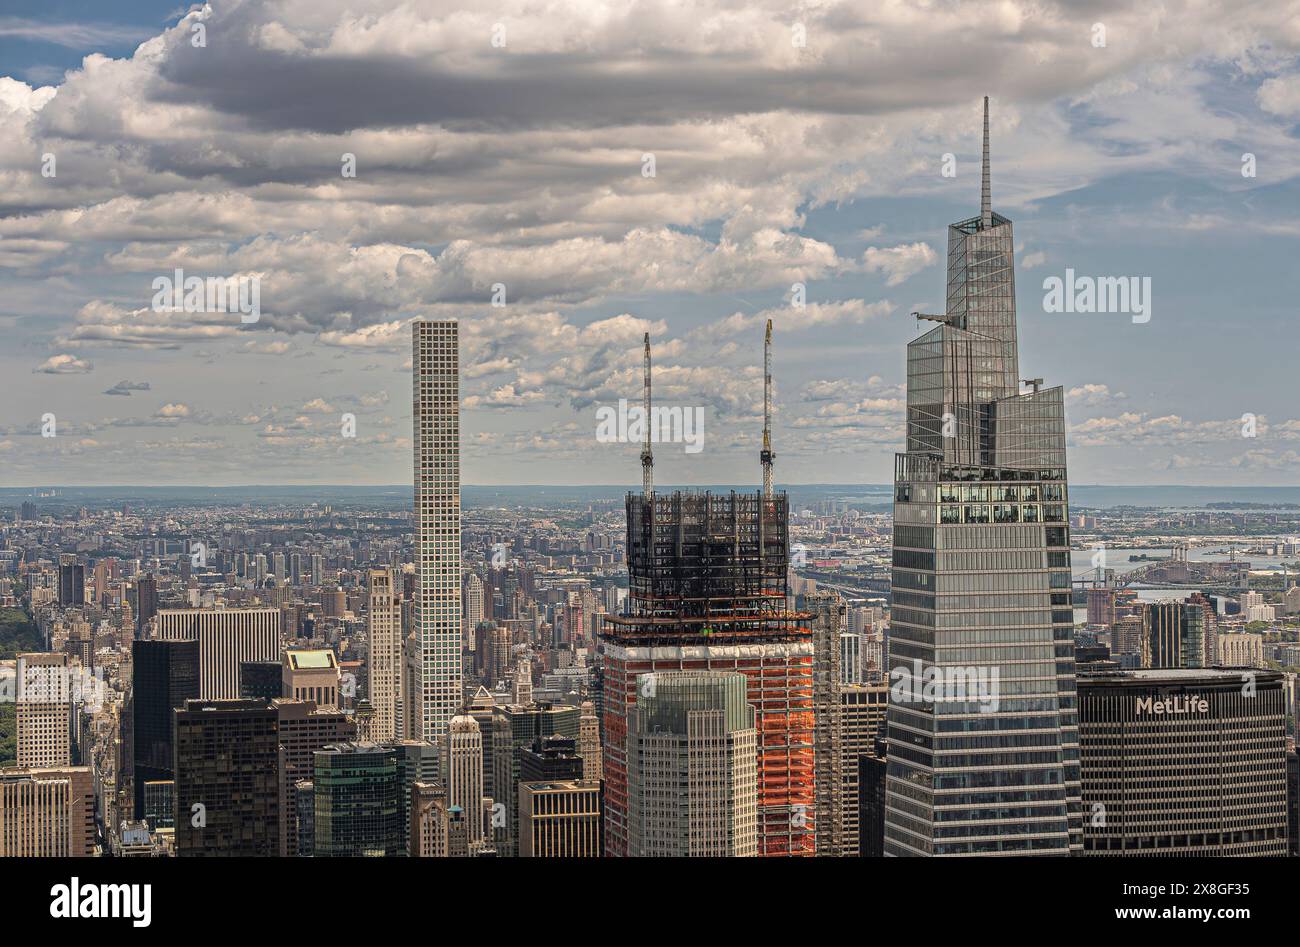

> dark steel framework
[606,490,808,642]
[600,491,817,857]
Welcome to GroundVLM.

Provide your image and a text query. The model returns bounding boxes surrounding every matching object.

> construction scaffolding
[600,488,816,856]
[808,589,845,856]
[607,489,808,642]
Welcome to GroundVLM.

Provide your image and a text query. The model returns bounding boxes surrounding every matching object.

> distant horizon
[2,482,1299,490]
[6,483,1300,513]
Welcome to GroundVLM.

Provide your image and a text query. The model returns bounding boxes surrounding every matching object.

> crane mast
[641,332,654,497]
[761,319,774,499]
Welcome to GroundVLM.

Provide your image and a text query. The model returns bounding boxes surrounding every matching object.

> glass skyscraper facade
[884,98,1081,855]
[131,639,200,819]
[313,743,402,857]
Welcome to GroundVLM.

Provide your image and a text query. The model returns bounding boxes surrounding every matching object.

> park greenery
[0,607,40,660]
[0,704,15,766]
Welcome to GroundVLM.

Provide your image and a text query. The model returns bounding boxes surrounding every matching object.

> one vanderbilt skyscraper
[884,98,1081,855]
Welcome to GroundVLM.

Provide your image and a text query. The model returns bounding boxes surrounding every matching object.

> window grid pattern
[885,188,1080,858]
[413,320,463,746]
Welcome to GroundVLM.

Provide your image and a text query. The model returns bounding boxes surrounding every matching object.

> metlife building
[1078,668,1289,856]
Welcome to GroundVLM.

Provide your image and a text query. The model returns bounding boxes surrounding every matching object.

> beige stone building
[0,766,95,856]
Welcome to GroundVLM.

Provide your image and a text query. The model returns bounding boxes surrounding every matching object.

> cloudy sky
[2,0,1299,487]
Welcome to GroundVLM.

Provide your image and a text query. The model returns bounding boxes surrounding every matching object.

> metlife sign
[1135,694,1210,715]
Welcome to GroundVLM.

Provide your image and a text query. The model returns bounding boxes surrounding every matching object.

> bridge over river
[1073,544,1252,594]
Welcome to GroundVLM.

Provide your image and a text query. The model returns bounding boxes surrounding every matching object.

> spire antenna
[981,95,992,229]
[641,332,654,497]
[761,319,774,499]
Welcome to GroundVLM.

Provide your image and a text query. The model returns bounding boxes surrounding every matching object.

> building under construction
[598,325,816,857]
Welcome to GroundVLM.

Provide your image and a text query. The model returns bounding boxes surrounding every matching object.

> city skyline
[3,3,1300,928]
[3,2,1300,488]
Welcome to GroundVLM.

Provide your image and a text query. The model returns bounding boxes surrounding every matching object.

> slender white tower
[413,320,462,745]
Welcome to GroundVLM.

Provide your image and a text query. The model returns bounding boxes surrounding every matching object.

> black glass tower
[135,573,158,639]
[239,660,284,700]
[174,699,281,856]
[132,638,200,818]
[884,98,1080,855]
[58,554,85,607]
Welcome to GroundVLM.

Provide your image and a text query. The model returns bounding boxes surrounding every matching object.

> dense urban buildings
[4,426,1300,867]
[493,702,581,856]
[275,699,357,856]
[156,607,281,699]
[883,99,1082,856]
[840,683,888,856]
[0,98,1297,876]
[5,357,1299,868]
